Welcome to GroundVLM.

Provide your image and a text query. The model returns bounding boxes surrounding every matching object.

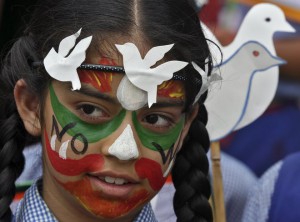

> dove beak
[280,21,296,33]
[273,56,286,66]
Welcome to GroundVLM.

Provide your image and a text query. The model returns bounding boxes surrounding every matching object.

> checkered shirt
[13,179,157,222]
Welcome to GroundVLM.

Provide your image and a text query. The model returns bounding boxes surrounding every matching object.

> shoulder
[134,203,158,222]
[242,160,283,222]
[13,179,58,222]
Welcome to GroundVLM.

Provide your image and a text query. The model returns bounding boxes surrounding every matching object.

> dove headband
[38,28,208,108]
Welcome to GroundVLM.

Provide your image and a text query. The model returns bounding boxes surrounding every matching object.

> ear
[177,104,199,149]
[14,79,41,136]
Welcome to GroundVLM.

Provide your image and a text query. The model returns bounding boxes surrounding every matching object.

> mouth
[87,173,139,199]
[99,176,130,185]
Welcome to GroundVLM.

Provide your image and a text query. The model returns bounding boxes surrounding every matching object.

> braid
[172,103,212,222]
[0,36,42,221]
[0,106,26,221]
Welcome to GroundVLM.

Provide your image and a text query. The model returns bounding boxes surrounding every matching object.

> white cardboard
[205,41,285,141]
[202,3,295,134]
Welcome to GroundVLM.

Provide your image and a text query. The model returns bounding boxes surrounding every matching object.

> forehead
[78,56,186,100]
[77,69,185,99]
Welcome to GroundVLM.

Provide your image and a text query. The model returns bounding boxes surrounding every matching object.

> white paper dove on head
[192,58,222,105]
[205,41,285,141]
[44,28,93,90]
[115,43,188,109]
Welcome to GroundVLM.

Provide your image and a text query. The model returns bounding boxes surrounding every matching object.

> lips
[58,177,150,218]
[87,171,139,199]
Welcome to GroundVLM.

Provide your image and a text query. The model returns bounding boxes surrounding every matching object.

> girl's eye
[78,104,108,120]
[143,114,171,128]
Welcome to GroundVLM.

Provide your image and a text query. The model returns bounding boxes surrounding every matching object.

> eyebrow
[73,84,118,104]
[149,100,185,109]
[65,83,185,108]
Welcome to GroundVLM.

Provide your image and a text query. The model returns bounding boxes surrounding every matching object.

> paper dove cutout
[192,59,222,105]
[44,28,93,90]
[202,3,295,131]
[223,3,295,130]
[115,43,188,108]
[205,41,285,141]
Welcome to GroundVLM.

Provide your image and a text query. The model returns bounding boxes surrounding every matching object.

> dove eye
[265,17,271,22]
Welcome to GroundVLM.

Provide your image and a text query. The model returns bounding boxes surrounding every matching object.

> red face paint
[135,158,166,191]
[58,177,150,218]
[78,58,117,92]
[44,130,104,176]
[158,80,184,99]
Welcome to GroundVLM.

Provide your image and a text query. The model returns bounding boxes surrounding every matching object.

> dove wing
[58,28,82,57]
[68,36,93,65]
[153,60,188,82]
[143,44,174,67]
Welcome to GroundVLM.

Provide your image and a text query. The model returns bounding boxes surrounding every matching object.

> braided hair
[172,100,213,222]
[0,0,213,221]
[0,35,45,221]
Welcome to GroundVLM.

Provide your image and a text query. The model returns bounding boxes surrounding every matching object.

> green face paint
[49,84,126,143]
[132,112,185,151]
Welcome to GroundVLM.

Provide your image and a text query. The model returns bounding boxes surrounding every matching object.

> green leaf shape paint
[49,84,126,143]
[132,112,184,151]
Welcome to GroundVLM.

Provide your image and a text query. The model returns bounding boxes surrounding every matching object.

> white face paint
[163,159,174,177]
[117,75,147,111]
[59,140,70,160]
[51,134,57,151]
[108,124,139,160]
[51,134,69,159]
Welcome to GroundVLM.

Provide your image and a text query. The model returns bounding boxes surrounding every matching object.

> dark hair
[0,0,213,221]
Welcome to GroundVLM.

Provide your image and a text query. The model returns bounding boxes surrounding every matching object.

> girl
[0,0,213,221]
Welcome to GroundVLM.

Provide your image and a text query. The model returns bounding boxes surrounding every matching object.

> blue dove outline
[209,40,286,141]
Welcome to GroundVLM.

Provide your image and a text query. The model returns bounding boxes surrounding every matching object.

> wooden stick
[210,141,226,222]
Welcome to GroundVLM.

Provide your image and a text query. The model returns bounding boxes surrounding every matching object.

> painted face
[42,57,189,221]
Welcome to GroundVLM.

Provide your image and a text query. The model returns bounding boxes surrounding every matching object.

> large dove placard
[205,41,285,141]
[202,3,295,141]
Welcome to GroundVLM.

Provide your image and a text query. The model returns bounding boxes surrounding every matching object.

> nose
[107,124,139,160]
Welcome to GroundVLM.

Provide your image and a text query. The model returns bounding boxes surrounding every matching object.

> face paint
[44,130,104,176]
[57,177,150,218]
[108,124,139,160]
[157,80,185,99]
[49,84,126,143]
[135,158,166,191]
[78,57,116,93]
[117,76,147,111]
[132,111,185,151]
[78,70,113,93]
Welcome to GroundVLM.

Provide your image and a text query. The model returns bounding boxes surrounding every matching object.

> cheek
[44,129,104,176]
[135,157,167,191]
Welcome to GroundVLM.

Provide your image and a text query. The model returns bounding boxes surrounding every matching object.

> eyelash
[76,103,109,123]
[142,113,175,130]
[76,104,178,131]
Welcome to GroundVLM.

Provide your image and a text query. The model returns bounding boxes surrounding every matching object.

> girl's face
[41,55,196,221]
